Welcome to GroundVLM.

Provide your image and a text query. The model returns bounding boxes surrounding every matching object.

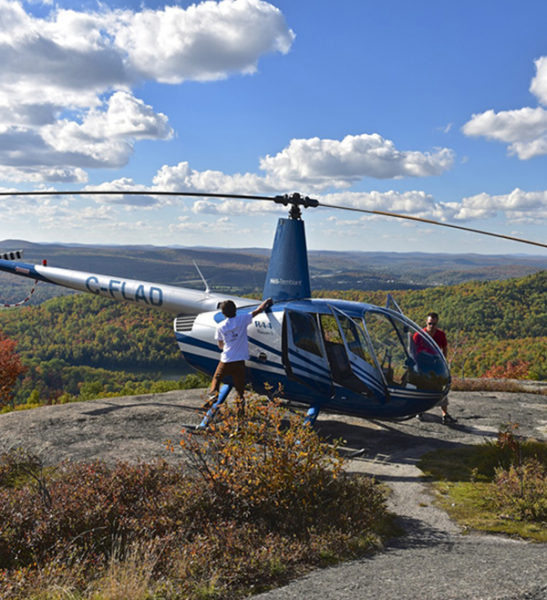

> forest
[0,270,545,407]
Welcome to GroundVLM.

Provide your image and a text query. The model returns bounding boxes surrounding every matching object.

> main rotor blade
[318,201,547,249]
[1,189,545,249]
[0,190,276,202]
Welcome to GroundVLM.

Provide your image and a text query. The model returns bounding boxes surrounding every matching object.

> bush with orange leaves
[179,395,387,539]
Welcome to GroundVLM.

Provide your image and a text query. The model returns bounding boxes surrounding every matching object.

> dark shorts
[210,360,246,398]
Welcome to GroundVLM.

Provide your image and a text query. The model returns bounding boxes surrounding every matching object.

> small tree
[0,330,26,409]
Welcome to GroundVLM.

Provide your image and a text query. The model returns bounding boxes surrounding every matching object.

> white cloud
[41,161,546,227]
[462,56,547,159]
[0,92,172,177]
[153,132,455,197]
[446,188,547,222]
[39,92,173,168]
[192,198,284,215]
[0,164,88,183]
[82,177,164,207]
[0,0,294,183]
[530,56,547,104]
[321,188,547,224]
[153,161,278,194]
[321,190,446,220]
[259,134,454,188]
[112,0,295,84]
[462,107,547,159]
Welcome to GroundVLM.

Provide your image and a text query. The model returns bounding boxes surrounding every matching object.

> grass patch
[0,396,393,599]
[419,425,547,541]
[451,377,546,395]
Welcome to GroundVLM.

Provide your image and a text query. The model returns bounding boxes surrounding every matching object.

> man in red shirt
[414,312,456,425]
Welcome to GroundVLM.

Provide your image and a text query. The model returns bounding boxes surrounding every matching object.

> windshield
[363,311,450,391]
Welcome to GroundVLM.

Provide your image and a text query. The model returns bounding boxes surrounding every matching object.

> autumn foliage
[0,330,26,409]
[0,397,389,599]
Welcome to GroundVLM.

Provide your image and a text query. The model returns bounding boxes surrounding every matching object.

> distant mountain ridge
[0,240,545,305]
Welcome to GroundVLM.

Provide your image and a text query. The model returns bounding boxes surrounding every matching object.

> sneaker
[442,413,457,425]
[201,394,217,410]
[194,423,207,432]
[416,413,425,421]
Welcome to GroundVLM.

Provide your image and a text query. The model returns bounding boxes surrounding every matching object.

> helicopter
[1,191,545,424]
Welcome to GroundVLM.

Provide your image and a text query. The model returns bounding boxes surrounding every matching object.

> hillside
[1,240,545,306]
[315,271,546,379]
[0,271,544,406]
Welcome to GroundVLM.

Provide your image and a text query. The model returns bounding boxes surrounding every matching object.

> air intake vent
[175,315,197,333]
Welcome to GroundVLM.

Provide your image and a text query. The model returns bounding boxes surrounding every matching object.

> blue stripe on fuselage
[248,335,283,358]
[0,260,52,283]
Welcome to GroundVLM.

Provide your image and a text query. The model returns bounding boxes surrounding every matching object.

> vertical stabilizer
[263,217,311,301]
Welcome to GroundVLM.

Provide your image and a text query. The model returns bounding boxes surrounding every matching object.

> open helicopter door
[283,310,333,398]
[326,306,388,402]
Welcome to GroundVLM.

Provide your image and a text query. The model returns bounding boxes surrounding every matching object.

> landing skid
[344,447,366,459]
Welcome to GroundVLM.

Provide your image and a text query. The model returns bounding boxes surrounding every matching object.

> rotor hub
[273,192,319,219]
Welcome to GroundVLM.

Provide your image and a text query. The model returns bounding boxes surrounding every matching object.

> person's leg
[204,361,227,408]
[197,383,233,430]
[230,361,247,422]
[440,396,457,424]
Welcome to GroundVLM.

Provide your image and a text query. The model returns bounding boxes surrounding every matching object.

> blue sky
[0,0,546,256]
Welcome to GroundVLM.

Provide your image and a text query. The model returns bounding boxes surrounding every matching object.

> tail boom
[0,258,251,315]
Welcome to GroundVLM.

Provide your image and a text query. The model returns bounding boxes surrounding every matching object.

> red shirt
[413,327,447,355]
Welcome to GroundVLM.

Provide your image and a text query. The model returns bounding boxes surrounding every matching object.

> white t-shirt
[215,312,253,363]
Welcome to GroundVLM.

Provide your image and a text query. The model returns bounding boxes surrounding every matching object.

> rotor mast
[262,193,317,302]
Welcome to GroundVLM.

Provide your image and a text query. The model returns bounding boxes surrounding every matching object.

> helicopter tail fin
[262,217,311,302]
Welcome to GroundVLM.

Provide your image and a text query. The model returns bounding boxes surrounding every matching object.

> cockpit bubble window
[289,311,324,357]
[344,317,375,367]
[364,312,408,385]
[364,311,449,391]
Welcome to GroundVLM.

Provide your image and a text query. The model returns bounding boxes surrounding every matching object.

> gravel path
[1,389,546,599]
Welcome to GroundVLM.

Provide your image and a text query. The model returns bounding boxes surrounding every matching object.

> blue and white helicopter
[1,191,545,424]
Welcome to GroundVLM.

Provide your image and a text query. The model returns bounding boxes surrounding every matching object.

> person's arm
[440,331,448,357]
[217,340,225,351]
[251,297,273,318]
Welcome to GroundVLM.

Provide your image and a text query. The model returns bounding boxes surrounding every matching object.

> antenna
[193,260,210,294]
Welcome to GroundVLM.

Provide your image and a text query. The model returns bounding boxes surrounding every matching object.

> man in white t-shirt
[205,297,273,418]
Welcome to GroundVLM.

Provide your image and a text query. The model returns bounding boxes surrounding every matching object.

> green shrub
[419,422,547,539]
[494,458,547,522]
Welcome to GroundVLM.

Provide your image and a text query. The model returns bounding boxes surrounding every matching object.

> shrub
[493,422,547,522]
[0,397,389,599]
[0,458,190,571]
[179,395,386,538]
[494,458,547,522]
[0,332,26,409]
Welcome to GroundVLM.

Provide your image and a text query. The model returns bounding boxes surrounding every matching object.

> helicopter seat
[325,341,373,396]
[325,341,351,380]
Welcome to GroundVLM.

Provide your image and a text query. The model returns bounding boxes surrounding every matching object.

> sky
[0,0,547,256]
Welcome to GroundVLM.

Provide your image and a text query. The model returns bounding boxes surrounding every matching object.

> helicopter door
[325,306,387,400]
[283,310,333,397]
